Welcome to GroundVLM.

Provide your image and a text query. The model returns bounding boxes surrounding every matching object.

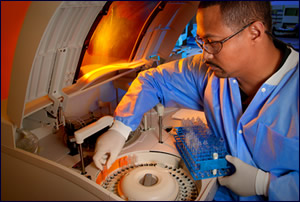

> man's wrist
[110,120,132,139]
[256,169,270,196]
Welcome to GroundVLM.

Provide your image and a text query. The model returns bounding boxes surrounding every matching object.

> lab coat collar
[265,48,299,86]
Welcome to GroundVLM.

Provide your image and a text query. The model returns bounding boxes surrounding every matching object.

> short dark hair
[198,1,272,32]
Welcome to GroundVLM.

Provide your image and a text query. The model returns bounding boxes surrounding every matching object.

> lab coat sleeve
[267,126,299,201]
[269,171,299,201]
[268,96,299,201]
[256,63,299,201]
[114,54,209,131]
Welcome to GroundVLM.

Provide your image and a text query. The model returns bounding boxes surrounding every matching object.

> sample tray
[174,125,233,180]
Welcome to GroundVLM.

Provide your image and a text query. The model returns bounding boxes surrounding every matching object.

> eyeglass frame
[195,21,255,54]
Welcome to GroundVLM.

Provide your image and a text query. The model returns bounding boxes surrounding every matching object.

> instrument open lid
[7,1,199,129]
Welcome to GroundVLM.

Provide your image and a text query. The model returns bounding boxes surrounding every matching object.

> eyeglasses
[195,21,255,54]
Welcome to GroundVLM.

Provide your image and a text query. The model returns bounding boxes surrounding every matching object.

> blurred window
[284,8,299,16]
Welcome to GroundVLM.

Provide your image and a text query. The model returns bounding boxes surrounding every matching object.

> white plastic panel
[26,1,106,102]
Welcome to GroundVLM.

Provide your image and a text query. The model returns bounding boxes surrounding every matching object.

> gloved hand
[218,155,270,197]
[93,129,126,170]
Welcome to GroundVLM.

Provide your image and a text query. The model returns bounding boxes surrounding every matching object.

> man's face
[196,5,250,78]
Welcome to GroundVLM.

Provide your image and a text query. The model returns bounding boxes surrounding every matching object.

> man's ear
[248,21,265,42]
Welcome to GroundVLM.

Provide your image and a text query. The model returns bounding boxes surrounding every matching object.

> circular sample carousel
[96,152,199,201]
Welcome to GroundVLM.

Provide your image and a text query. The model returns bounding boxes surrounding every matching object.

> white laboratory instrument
[1,1,218,200]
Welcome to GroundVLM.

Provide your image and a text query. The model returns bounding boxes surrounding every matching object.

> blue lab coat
[115,48,299,201]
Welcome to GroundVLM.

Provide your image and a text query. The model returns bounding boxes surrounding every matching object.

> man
[93,1,299,200]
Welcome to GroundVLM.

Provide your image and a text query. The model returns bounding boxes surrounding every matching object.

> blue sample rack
[174,125,233,180]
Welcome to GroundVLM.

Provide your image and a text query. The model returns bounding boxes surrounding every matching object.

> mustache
[205,61,222,69]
